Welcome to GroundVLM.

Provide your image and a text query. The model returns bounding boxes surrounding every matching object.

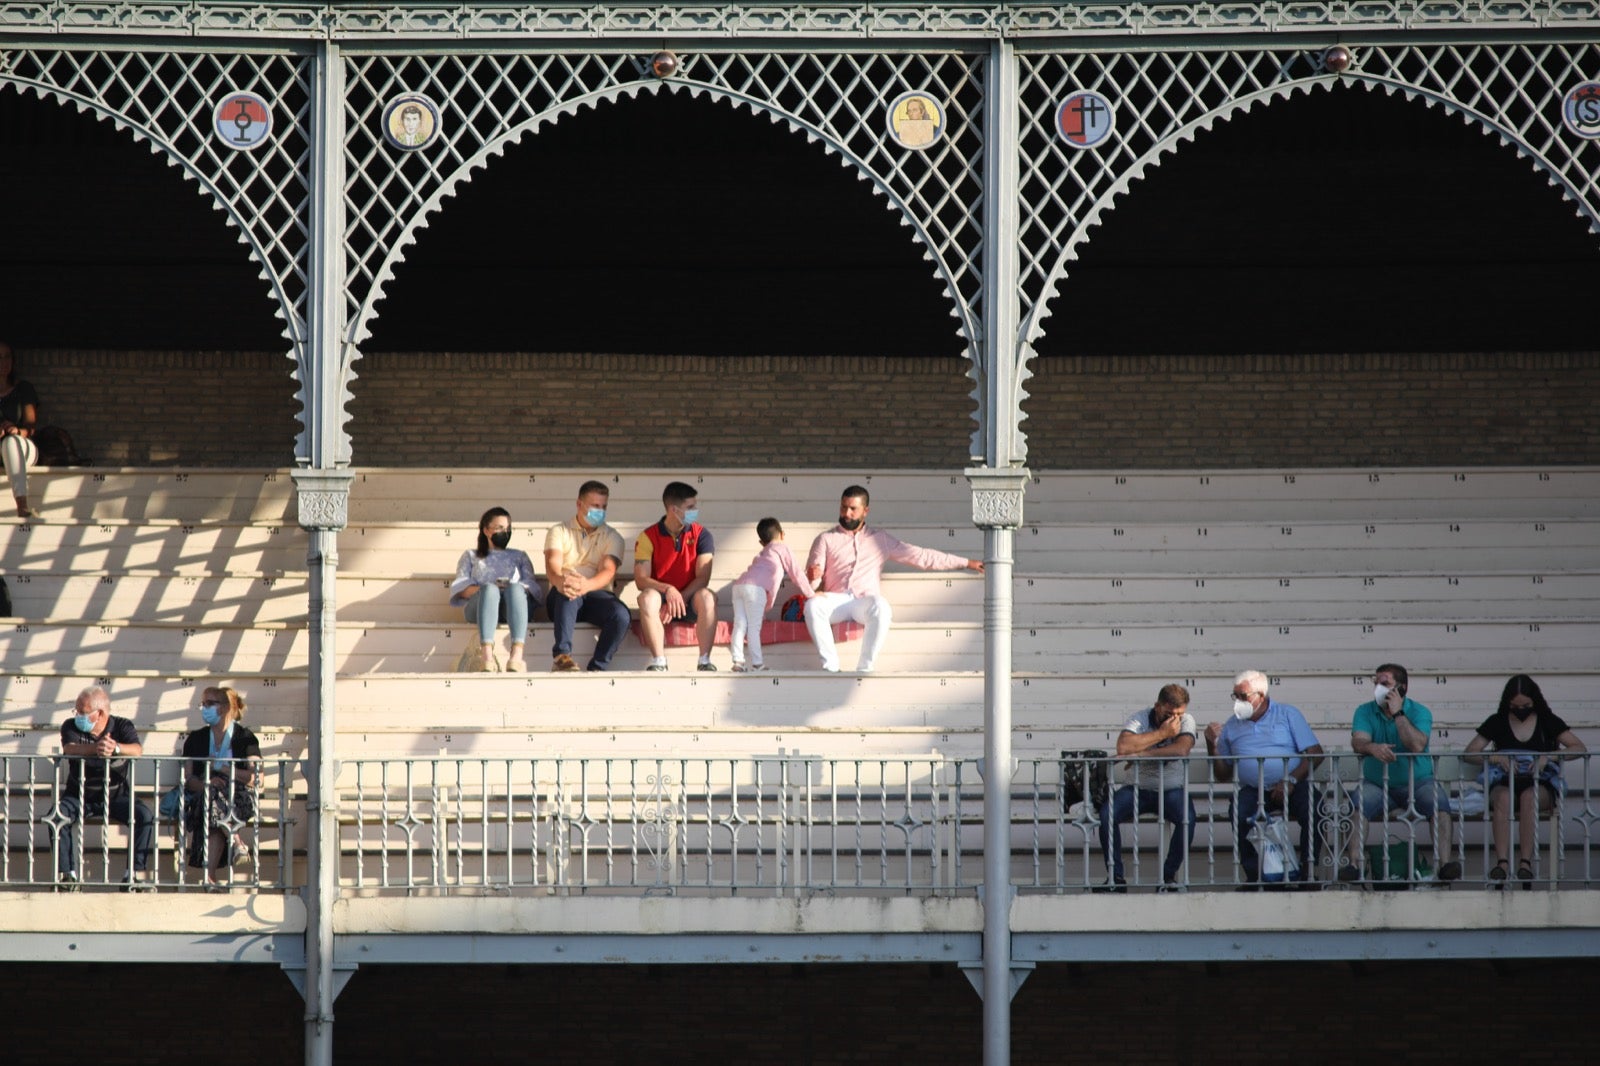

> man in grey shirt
[1095,683,1197,892]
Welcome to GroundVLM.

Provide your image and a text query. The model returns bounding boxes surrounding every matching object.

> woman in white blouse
[449,506,540,672]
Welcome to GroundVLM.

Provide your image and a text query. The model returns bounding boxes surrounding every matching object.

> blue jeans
[1350,778,1452,821]
[51,790,154,874]
[464,583,532,644]
[1233,781,1320,882]
[545,588,630,670]
[1098,785,1195,883]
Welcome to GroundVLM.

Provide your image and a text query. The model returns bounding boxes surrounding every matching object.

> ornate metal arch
[0,48,312,349]
[337,47,988,456]
[348,78,979,353]
[1015,40,1600,461]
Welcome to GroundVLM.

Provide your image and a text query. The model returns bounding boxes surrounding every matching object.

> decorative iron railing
[1,754,301,891]
[4,751,1592,895]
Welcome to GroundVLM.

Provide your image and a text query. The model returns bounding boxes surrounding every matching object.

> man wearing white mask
[1338,662,1459,883]
[1204,669,1325,887]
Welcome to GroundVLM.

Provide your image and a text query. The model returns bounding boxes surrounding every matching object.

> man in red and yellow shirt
[634,480,717,671]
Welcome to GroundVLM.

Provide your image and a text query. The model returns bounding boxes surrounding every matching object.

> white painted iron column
[972,33,1031,1066]
[295,39,352,1066]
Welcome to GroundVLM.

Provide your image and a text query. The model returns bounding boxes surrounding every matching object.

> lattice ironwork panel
[341,49,985,351]
[1018,41,1600,354]
[0,46,312,344]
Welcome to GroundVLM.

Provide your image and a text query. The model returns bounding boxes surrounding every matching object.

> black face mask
[839,517,863,532]
[489,531,511,550]
[1510,705,1535,721]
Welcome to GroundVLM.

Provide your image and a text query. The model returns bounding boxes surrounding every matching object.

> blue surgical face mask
[201,703,222,726]
[74,714,96,734]
[682,508,700,525]
[584,507,606,527]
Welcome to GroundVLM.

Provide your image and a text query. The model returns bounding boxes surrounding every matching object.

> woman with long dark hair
[1463,674,1586,886]
[449,506,540,671]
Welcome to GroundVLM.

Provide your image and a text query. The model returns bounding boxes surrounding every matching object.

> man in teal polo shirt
[1338,662,1459,882]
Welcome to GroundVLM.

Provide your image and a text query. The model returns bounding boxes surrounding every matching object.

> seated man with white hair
[1204,670,1326,888]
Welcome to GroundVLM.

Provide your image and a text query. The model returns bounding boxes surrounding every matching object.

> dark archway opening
[0,87,285,350]
[362,88,960,358]
[1036,83,1600,356]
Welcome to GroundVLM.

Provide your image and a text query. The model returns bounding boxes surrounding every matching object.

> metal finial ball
[650,51,680,79]
[1322,46,1353,74]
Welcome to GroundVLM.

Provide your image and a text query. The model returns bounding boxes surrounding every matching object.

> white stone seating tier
[1,615,1595,673]
[14,465,1600,525]
[1,464,1595,762]
[2,672,1595,760]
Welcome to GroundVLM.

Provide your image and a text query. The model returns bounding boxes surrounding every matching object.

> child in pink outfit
[729,518,814,672]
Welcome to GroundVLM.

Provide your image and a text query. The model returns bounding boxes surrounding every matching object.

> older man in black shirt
[51,686,154,888]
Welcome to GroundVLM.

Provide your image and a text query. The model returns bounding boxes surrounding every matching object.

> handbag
[1059,750,1110,811]
[158,786,185,821]
[1249,814,1301,882]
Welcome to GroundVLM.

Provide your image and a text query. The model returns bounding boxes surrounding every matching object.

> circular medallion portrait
[382,93,443,152]
[887,91,945,151]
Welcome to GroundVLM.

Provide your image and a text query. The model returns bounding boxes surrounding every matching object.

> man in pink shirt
[804,484,983,672]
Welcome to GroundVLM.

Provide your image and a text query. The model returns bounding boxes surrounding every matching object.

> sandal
[1517,860,1534,886]
[1488,858,1509,883]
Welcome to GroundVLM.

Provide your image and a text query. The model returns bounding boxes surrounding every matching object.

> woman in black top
[1463,674,1586,884]
[180,685,262,886]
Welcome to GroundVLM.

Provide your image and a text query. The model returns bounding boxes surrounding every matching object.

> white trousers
[729,583,769,666]
[803,591,892,672]
[2,433,36,500]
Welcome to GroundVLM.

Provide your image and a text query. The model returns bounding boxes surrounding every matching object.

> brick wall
[2,958,1592,1062]
[15,349,1599,470]
[1027,352,1600,469]
[18,349,301,467]
[345,352,978,468]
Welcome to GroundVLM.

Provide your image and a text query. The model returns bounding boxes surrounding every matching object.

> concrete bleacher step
[1020,467,1600,523]
[28,469,296,523]
[5,667,1595,735]
[4,670,1596,765]
[2,520,306,573]
[27,466,1599,526]
[24,510,1581,573]
[311,517,1596,575]
[4,617,1592,676]
[3,572,311,624]
[9,568,1594,632]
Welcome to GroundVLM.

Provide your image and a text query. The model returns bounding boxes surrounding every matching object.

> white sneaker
[731,662,748,673]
